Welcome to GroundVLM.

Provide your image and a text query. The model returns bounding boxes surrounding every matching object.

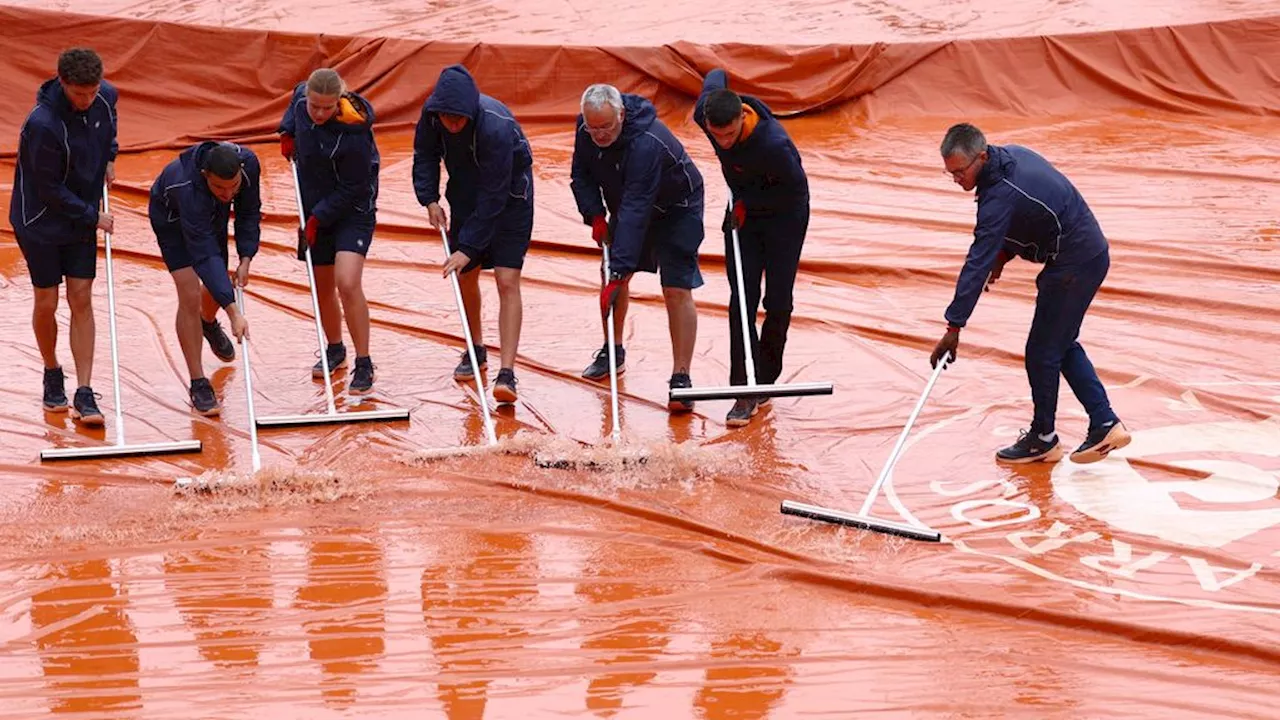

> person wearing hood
[278,68,381,395]
[149,141,257,416]
[9,48,118,425]
[413,64,535,404]
[693,69,810,428]
[570,83,705,413]
[931,123,1130,465]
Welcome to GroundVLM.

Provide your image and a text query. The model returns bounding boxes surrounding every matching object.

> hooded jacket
[693,68,807,218]
[149,141,262,309]
[9,77,119,246]
[944,144,1110,328]
[278,82,379,226]
[570,93,704,276]
[412,65,534,258]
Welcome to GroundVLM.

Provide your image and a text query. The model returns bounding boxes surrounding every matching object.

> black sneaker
[350,356,375,395]
[454,345,487,382]
[71,386,104,426]
[202,318,236,362]
[995,429,1063,464]
[493,368,518,404]
[1070,420,1131,464]
[582,345,625,381]
[668,373,694,413]
[725,398,759,427]
[312,342,347,379]
[43,366,68,412]
[189,377,221,416]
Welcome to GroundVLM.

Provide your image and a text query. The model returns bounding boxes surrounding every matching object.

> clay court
[1,0,1279,717]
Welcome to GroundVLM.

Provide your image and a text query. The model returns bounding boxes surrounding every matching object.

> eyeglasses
[944,154,981,179]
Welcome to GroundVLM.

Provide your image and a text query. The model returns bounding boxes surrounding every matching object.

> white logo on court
[1052,418,1280,549]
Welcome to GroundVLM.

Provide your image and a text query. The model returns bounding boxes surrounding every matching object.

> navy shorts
[449,196,534,273]
[632,202,705,290]
[153,222,230,273]
[298,212,376,266]
[16,234,97,289]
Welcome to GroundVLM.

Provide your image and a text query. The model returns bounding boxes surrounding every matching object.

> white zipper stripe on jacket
[1000,177,1062,261]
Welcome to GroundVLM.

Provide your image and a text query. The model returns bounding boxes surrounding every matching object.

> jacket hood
[976,144,1014,191]
[423,65,481,120]
[331,91,376,131]
[619,93,657,143]
[36,77,74,115]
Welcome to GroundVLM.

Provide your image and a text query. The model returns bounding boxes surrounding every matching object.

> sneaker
[350,356,375,395]
[202,318,236,362]
[454,345,488,382]
[493,368,518,404]
[1070,420,1131,464]
[995,429,1063,464]
[725,398,759,427]
[189,377,221,416]
[312,342,347,379]
[582,345,625,381]
[668,373,694,413]
[71,386,104,426]
[43,366,68,412]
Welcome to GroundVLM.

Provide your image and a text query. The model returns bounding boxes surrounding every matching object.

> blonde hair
[306,68,345,97]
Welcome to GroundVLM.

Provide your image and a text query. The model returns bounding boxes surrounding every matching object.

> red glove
[280,133,295,161]
[600,272,628,318]
[591,215,609,246]
[304,216,319,247]
[731,200,746,230]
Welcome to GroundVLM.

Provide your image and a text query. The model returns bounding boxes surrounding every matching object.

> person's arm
[943,185,1016,329]
[454,125,516,258]
[569,123,606,224]
[232,152,263,260]
[608,137,662,276]
[28,124,97,227]
[412,108,445,208]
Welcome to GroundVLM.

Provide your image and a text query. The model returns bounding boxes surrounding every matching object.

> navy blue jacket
[278,82,379,226]
[945,144,1110,328]
[570,93,703,276]
[412,64,534,258]
[149,141,262,309]
[9,78,119,246]
[693,69,807,218]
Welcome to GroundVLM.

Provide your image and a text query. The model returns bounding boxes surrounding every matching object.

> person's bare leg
[601,284,628,343]
[32,285,60,370]
[662,287,696,375]
[334,252,370,357]
[494,268,522,370]
[65,277,95,388]
[312,264,344,345]
[171,268,206,381]
[458,266,484,348]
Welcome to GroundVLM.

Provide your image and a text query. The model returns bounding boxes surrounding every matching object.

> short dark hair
[204,143,243,180]
[705,89,743,128]
[940,123,987,158]
[57,48,103,86]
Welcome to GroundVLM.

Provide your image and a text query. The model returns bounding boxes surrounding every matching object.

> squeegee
[780,354,952,542]
[42,187,203,461]
[670,190,833,404]
[255,162,410,428]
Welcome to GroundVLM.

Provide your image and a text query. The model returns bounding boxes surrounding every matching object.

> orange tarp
[2,1,1280,716]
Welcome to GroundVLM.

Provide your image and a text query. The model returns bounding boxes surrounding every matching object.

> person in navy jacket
[570,83,705,412]
[932,123,1130,465]
[279,68,380,395]
[693,68,810,428]
[149,141,257,416]
[413,64,535,404]
[8,48,118,425]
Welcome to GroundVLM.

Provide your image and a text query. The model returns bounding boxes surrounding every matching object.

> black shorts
[633,202,705,290]
[298,212,376,266]
[154,223,230,273]
[16,234,96,289]
[449,196,534,273]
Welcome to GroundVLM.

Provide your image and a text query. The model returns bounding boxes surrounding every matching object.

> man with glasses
[930,123,1130,465]
[569,83,705,412]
